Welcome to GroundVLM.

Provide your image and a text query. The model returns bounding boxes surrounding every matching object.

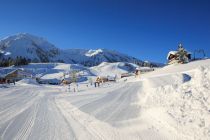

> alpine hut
[167,43,191,64]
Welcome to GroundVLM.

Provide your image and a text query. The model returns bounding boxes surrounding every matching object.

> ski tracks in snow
[0,80,168,140]
[56,99,136,140]
[0,86,75,140]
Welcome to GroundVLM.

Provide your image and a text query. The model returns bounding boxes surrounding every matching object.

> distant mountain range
[0,33,161,67]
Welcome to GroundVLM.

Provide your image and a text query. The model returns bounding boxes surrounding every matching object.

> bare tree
[71,70,78,92]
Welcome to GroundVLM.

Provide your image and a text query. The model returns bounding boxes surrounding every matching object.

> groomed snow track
[0,81,167,140]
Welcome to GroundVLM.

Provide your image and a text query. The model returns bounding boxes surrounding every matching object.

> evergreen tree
[177,44,189,63]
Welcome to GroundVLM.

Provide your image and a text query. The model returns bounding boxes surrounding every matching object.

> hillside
[2,62,145,82]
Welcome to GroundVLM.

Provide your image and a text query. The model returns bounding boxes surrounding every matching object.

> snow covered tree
[177,43,189,63]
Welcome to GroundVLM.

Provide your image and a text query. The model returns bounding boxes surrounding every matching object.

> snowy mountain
[65,48,147,66]
[0,33,73,63]
[0,33,159,67]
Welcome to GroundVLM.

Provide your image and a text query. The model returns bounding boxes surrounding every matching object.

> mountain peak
[0,33,50,46]
[0,33,161,67]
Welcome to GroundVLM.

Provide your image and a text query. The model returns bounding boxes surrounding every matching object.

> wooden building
[0,69,31,84]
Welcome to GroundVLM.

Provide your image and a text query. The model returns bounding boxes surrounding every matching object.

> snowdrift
[140,60,210,140]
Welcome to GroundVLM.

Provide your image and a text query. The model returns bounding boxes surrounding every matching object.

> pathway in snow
[0,81,171,140]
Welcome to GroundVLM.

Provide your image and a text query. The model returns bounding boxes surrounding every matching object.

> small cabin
[0,69,31,84]
[167,43,191,64]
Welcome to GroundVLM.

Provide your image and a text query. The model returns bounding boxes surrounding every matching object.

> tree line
[0,56,31,67]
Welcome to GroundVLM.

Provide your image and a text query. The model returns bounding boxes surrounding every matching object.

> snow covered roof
[0,68,30,78]
[0,69,18,78]
[167,51,178,60]
[40,72,64,80]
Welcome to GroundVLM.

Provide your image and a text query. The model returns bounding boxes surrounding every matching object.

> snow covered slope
[0,33,157,66]
[16,63,94,82]
[0,59,210,140]
[14,62,144,82]
[1,62,137,84]
[90,62,139,77]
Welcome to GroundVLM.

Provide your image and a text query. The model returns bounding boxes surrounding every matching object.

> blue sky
[0,0,209,63]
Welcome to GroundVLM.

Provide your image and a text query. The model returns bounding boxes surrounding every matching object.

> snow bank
[140,66,210,140]
[142,73,191,88]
